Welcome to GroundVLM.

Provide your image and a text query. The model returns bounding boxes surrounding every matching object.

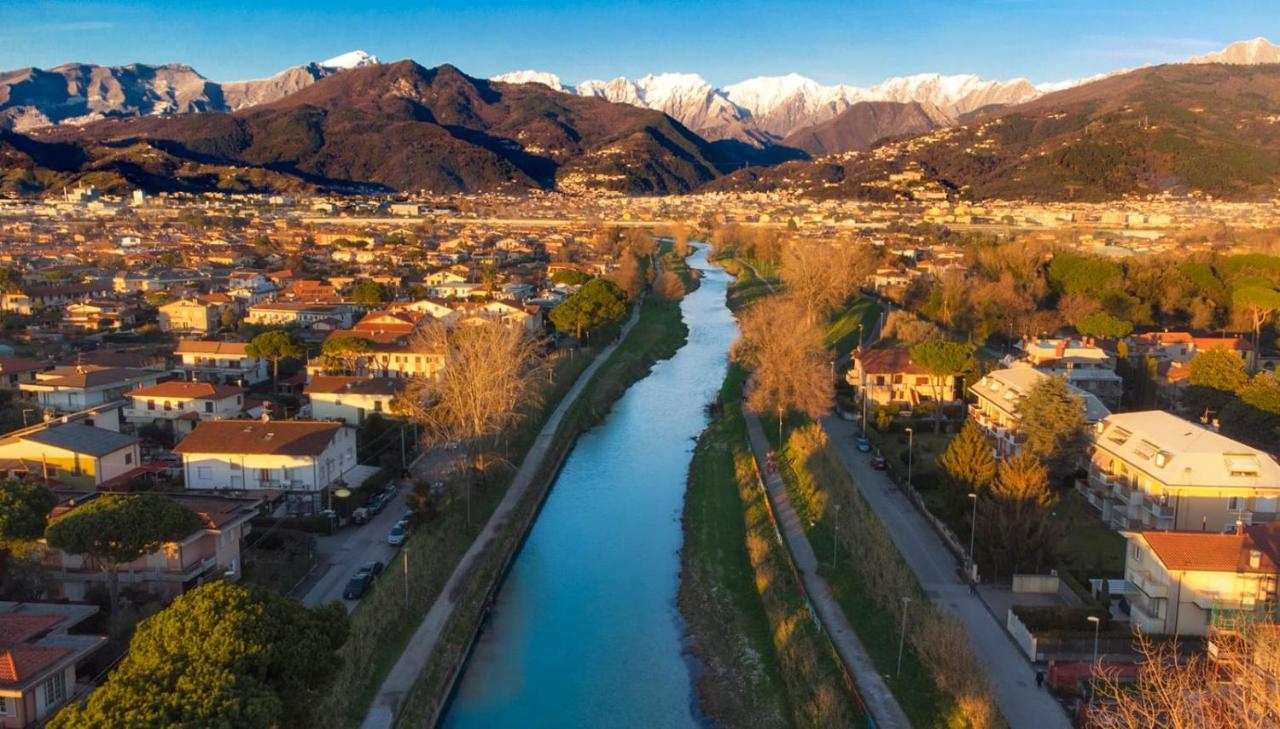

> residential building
[969,364,1110,457]
[244,302,353,330]
[0,601,106,727]
[0,357,50,392]
[311,311,444,380]
[846,347,963,409]
[1122,522,1280,636]
[43,493,258,602]
[0,280,112,315]
[1127,332,1255,372]
[159,298,223,334]
[1081,411,1280,531]
[306,376,405,424]
[20,366,162,414]
[1008,337,1124,408]
[124,381,247,441]
[174,340,269,386]
[0,423,140,488]
[173,419,358,512]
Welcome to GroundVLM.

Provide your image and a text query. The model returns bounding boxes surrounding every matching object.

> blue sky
[1,1,1276,86]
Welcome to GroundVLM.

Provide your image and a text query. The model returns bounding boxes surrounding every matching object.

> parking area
[296,482,410,610]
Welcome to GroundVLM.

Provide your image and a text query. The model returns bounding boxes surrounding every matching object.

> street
[297,485,408,610]
[822,414,1072,729]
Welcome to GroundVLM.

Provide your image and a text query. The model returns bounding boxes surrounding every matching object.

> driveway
[297,484,407,610]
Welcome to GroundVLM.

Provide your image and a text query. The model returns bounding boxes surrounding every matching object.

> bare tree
[740,297,834,438]
[780,241,875,325]
[1088,626,1280,729]
[608,252,646,300]
[402,321,544,525]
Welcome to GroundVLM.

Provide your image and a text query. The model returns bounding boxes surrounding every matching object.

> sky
[1,0,1277,87]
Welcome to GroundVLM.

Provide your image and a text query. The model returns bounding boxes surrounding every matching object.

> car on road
[870,456,887,470]
[357,560,384,580]
[367,494,386,515]
[856,436,871,453]
[343,572,373,600]
[382,482,398,499]
[350,507,370,525]
[387,524,407,546]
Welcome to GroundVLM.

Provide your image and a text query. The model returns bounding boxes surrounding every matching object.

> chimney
[1054,340,1067,358]
[1236,519,1245,536]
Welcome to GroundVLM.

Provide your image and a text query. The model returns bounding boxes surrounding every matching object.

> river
[442,245,736,728]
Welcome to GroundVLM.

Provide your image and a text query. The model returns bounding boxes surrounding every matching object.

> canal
[442,245,737,728]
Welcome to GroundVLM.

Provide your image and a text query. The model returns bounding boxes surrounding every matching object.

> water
[442,245,737,729]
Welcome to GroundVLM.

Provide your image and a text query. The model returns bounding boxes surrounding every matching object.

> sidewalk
[361,303,643,729]
[741,404,911,729]
[822,415,1071,729]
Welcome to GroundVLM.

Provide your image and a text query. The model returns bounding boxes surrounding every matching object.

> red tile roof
[173,420,344,456]
[855,347,929,375]
[1140,522,1280,573]
[128,381,244,400]
[0,646,70,683]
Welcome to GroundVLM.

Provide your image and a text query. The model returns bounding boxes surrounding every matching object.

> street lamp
[857,323,864,351]
[832,503,841,569]
[896,596,913,679]
[403,549,410,608]
[904,427,914,489]
[1087,615,1102,703]
[967,492,978,586]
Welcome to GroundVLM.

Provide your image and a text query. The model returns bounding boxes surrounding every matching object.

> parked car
[343,572,373,600]
[357,560,384,579]
[856,437,871,453]
[367,494,386,515]
[870,456,887,471]
[383,482,398,499]
[350,507,370,526]
[387,524,407,546]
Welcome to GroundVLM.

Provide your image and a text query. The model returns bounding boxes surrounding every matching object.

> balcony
[1130,570,1169,599]
[1146,499,1175,520]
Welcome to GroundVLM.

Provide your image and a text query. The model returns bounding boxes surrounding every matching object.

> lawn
[1054,489,1127,580]
[826,298,882,354]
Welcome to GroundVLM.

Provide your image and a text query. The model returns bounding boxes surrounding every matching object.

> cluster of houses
[851,328,1280,639]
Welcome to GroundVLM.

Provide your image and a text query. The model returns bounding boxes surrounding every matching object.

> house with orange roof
[1123,521,1280,636]
[0,601,105,727]
[845,347,964,409]
[124,381,248,441]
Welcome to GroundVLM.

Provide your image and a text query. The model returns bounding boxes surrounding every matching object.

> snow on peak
[723,74,831,116]
[321,50,380,70]
[1187,37,1280,65]
[491,70,565,91]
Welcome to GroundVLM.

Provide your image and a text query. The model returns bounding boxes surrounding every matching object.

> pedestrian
[1035,669,1044,689]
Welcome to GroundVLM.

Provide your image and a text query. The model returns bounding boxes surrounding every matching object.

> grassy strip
[678,364,794,729]
[825,298,881,353]
[717,257,777,310]
[393,292,692,727]
[767,417,1001,729]
[684,364,864,727]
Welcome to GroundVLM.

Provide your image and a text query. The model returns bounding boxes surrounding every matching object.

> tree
[1189,346,1249,393]
[320,334,373,374]
[0,479,57,554]
[780,241,873,325]
[608,252,645,300]
[1234,285,1280,366]
[402,322,543,524]
[351,280,392,306]
[246,329,304,388]
[44,494,204,610]
[653,270,685,302]
[548,278,628,340]
[48,581,348,729]
[977,452,1058,578]
[550,269,591,286]
[909,340,974,432]
[1017,376,1088,481]
[1076,312,1133,339]
[740,298,834,439]
[938,421,996,514]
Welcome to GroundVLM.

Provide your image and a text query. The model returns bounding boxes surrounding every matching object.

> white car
[386,524,407,546]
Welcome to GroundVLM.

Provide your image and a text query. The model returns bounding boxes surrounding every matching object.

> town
[0,183,1272,727]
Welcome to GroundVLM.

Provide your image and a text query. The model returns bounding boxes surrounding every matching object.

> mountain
[492,70,565,91]
[1187,37,1280,65]
[0,51,381,132]
[708,62,1280,201]
[2,61,723,196]
[780,100,940,156]
[575,73,770,146]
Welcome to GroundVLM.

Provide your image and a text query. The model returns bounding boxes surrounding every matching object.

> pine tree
[938,420,996,514]
[976,453,1060,579]
[1017,375,1088,483]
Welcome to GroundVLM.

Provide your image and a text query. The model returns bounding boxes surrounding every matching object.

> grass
[718,256,778,310]
[764,415,972,729]
[1054,489,1127,580]
[391,292,694,727]
[678,364,795,729]
[825,298,882,354]
[241,529,316,594]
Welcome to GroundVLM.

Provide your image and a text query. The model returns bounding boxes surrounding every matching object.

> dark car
[358,560,385,579]
[343,572,373,600]
[856,436,872,453]
[367,493,386,515]
[870,456,888,471]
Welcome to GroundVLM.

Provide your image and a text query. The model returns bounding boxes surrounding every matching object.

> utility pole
[896,596,913,679]
[905,427,914,489]
[403,549,410,608]
[832,503,841,569]
[967,493,978,586]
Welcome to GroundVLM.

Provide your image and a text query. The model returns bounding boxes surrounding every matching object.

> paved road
[822,415,1071,729]
[361,302,643,729]
[741,403,911,729]
[297,486,407,610]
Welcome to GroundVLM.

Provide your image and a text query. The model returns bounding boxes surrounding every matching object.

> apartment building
[1081,411,1280,532]
[174,340,269,386]
[20,366,162,414]
[159,298,223,334]
[1122,522,1280,636]
[124,381,248,441]
[306,376,405,424]
[969,364,1110,457]
[1009,336,1124,408]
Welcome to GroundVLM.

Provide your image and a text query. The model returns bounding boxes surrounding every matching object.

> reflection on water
[443,245,736,729]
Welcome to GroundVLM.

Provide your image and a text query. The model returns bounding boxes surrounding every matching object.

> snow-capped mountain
[1187,37,1280,65]
[574,73,769,143]
[320,50,380,70]
[493,70,565,91]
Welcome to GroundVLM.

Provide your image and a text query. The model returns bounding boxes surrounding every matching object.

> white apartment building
[969,364,1110,458]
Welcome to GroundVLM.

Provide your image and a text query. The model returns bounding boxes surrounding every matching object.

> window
[1229,496,1242,511]
[373,400,383,412]
[204,401,213,413]
[197,466,212,481]
[0,695,7,715]
[147,400,155,411]
[163,400,172,411]
[43,671,66,706]
[124,453,132,465]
